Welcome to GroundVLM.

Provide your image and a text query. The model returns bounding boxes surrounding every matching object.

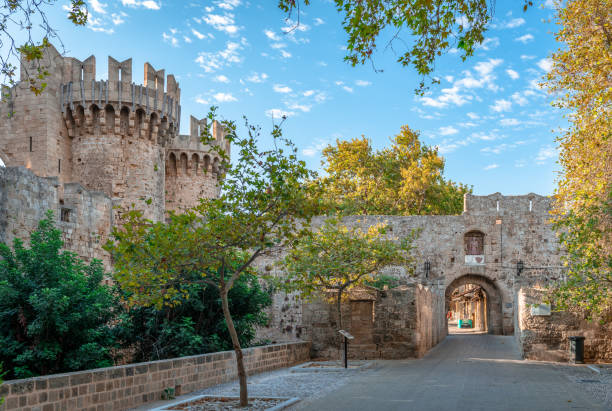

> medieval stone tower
[0,44,228,223]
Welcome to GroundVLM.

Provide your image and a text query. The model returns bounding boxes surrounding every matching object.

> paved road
[298,334,606,411]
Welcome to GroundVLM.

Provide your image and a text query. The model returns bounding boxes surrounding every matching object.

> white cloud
[520,54,536,60]
[192,29,206,39]
[195,40,243,72]
[273,84,292,93]
[467,112,480,120]
[535,145,558,164]
[88,16,114,34]
[491,99,512,112]
[484,164,499,170]
[355,80,371,87]
[264,29,280,41]
[317,61,328,67]
[342,86,353,93]
[439,126,459,136]
[111,13,126,25]
[183,36,192,43]
[162,31,179,47]
[216,0,240,10]
[474,58,503,77]
[195,96,209,105]
[280,50,292,58]
[476,37,500,50]
[500,118,521,127]
[121,0,160,9]
[214,75,230,83]
[245,72,268,83]
[90,0,107,14]
[302,139,329,157]
[314,17,325,25]
[213,92,237,102]
[303,90,315,97]
[266,108,295,118]
[511,92,529,106]
[204,13,239,35]
[515,34,534,44]
[515,159,527,168]
[504,17,525,28]
[421,85,471,108]
[506,69,520,80]
[287,102,311,112]
[444,75,454,83]
[270,42,287,49]
[537,58,553,72]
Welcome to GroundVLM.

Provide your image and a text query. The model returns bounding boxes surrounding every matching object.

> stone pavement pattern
[170,334,609,411]
[298,334,607,411]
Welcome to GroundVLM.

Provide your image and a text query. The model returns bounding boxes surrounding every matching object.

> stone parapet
[0,342,310,411]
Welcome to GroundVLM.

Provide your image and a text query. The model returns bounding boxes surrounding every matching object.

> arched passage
[445,274,503,335]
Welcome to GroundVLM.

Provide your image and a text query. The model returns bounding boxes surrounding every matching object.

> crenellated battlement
[463,193,552,216]
[0,43,228,222]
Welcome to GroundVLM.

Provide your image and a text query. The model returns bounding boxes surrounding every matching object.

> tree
[0,211,116,379]
[315,125,471,216]
[278,0,533,93]
[543,0,611,317]
[1,1,87,96]
[281,218,416,331]
[114,271,271,363]
[105,110,317,407]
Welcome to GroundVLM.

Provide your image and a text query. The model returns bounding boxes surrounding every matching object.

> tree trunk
[336,289,343,330]
[220,288,248,407]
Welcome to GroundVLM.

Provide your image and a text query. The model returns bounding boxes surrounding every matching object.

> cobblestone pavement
[144,334,609,411]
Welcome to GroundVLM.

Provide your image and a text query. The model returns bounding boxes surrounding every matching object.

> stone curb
[290,361,373,373]
[148,395,300,411]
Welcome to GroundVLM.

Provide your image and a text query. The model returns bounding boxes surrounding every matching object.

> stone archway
[445,274,504,335]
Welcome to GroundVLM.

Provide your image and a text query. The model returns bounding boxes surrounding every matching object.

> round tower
[164,116,229,213]
[60,57,181,221]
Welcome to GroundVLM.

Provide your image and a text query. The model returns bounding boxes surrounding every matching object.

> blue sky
[38,0,564,195]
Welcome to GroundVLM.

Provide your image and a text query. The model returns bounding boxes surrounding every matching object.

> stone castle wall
[0,44,226,224]
[0,166,113,267]
[517,288,612,363]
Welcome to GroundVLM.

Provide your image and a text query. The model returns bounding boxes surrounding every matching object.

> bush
[0,211,117,379]
[114,272,272,362]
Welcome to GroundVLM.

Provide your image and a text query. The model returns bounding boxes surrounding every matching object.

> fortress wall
[517,288,612,363]
[0,167,113,269]
[416,284,447,357]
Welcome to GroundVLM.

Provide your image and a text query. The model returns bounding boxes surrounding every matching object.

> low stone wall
[0,342,310,411]
[517,288,612,363]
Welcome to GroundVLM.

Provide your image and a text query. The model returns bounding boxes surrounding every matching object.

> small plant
[161,387,175,400]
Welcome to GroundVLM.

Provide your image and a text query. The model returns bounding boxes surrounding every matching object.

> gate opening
[447,283,487,334]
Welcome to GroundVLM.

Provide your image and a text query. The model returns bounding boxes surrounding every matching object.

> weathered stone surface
[0,342,310,411]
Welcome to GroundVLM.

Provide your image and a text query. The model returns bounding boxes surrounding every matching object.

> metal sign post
[338,330,354,368]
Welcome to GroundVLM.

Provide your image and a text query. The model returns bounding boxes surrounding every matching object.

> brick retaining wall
[0,341,310,411]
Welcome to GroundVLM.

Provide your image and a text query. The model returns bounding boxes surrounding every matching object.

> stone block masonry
[516,288,611,363]
[0,342,310,411]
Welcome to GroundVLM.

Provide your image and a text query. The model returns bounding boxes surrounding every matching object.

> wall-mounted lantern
[517,260,524,276]
[424,260,431,278]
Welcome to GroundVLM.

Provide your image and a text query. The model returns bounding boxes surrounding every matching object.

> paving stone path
[144,333,609,411]
[298,334,608,410]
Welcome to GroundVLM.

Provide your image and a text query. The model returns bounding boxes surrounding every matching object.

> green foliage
[114,272,271,362]
[0,211,116,379]
[1,1,88,96]
[544,0,611,317]
[105,108,317,406]
[278,0,533,93]
[280,218,416,329]
[364,274,401,290]
[315,126,471,216]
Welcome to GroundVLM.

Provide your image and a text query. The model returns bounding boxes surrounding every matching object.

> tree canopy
[0,211,116,379]
[281,218,416,330]
[278,0,533,93]
[105,110,317,406]
[315,125,471,216]
[544,0,611,317]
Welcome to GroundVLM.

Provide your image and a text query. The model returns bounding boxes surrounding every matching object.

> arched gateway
[445,274,504,335]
